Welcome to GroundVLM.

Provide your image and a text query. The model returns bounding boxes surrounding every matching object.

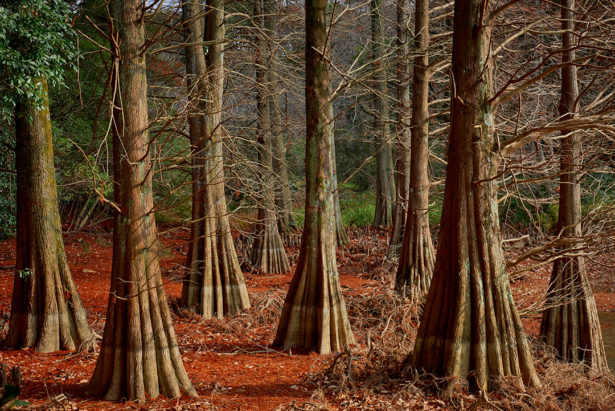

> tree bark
[7,79,93,353]
[388,0,412,257]
[371,0,396,228]
[180,0,251,315]
[328,100,349,246]
[86,0,197,400]
[411,0,541,391]
[539,0,608,371]
[395,0,435,298]
[273,0,355,354]
[268,1,299,245]
[250,0,291,274]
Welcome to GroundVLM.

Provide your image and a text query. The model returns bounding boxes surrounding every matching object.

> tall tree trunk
[411,0,540,390]
[328,100,349,246]
[539,0,608,371]
[388,0,412,256]
[180,0,251,316]
[273,0,355,354]
[269,1,299,245]
[86,0,197,400]
[395,0,435,298]
[7,79,93,353]
[371,0,396,228]
[272,95,299,245]
[250,0,291,274]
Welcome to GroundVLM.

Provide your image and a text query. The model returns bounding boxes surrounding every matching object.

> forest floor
[0,226,614,410]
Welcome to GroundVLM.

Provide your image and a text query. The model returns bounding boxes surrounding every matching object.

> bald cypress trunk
[388,0,411,256]
[539,0,608,372]
[7,80,93,353]
[371,0,395,228]
[395,0,435,298]
[269,2,299,245]
[86,0,197,400]
[274,0,355,354]
[328,101,349,246]
[411,0,540,390]
[180,0,250,315]
[250,0,291,274]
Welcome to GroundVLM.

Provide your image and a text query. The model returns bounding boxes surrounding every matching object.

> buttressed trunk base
[539,0,608,372]
[411,0,540,391]
[274,0,355,354]
[250,0,291,274]
[180,0,250,316]
[87,0,196,401]
[394,0,435,299]
[8,81,93,353]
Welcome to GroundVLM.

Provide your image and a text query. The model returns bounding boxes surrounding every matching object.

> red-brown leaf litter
[0,226,614,409]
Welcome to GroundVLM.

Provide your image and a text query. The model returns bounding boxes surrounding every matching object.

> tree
[2,0,94,353]
[273,0,355,354]
[388,0,411,257]
[86,0,196,400]
[394,0,435,298]
[250,0,291,274]
[180,0,251,315]
[370,0,396,228]
[329,100,350,246]
[539,0,608,371]
[411,0,541,390]
[269,2,299,244]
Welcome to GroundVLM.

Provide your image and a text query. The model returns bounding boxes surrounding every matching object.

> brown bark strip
[86,0,197,401]
[395,0,435,299]
[180,0,251,316]
[388,0,412,256]
[7,79,93,353]
[268,2,299,245]
[539,0,608,372]
[274,0,355,354]
[250,0,291,274]
[371,0,396,228]
[411,0,540,391]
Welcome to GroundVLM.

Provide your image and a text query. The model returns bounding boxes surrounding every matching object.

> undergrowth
[171,228,615,410]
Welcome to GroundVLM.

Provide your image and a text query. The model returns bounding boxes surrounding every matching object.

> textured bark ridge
[274,0,355,354]
[180,0,250,316]
[388,0,411,257]
[395,0,434,299]
[250,0,291,274]
[541,257,608,370]
[328,102,349,247]
[273,94,300,246]
[268,3,299,246]
[371,0,395,228]
[411,0,540,391]
[87,0,196,401]
[539,0,608,372]
[7,81,93,353]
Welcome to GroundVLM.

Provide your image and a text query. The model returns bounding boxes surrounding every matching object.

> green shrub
[340,190,375,227]
[343,203,375,227]
[538,203,559,231]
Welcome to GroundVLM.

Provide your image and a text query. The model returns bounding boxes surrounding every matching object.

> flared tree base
[395,223,434,301]
[7,252,93,353]
[540,256,608,371]
[412,259,541,391]
[274,247,355,354]
[182,229,251,319]
[250,224,291,274]
[88,274,197,401]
